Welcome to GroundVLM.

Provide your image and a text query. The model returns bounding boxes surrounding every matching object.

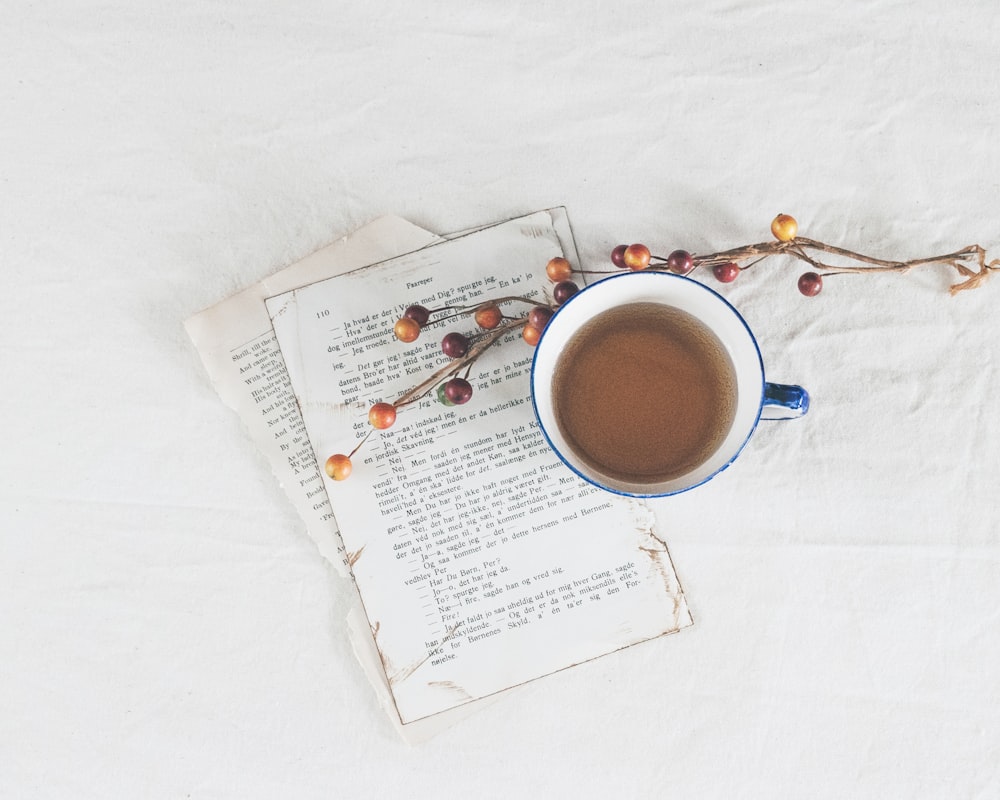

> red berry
[528,305,553,330]
[610,244,629,269]
[798,272,823,296]
[441,331,470,358]
[553,281,579,304]
[443,377,473,405]
[404,305,431,326]
[712,262,740,283]
[666,249,694,275]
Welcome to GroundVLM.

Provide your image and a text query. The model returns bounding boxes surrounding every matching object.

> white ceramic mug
[530,271,808,497]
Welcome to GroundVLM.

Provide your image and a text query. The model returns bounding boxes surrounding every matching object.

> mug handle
[761,382,810,420]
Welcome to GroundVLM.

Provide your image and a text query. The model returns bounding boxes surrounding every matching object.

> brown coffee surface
[552,302,737,484]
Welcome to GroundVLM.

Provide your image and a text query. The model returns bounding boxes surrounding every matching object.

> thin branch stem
[348,428,374,458]
[675,238,997,293]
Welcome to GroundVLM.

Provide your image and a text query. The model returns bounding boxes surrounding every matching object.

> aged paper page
[185,217,441,572]
[267,210,693,725]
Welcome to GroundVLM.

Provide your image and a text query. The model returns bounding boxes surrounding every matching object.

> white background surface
[3,2,998,798]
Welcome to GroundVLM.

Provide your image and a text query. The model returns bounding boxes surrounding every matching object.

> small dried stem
[681,241,794,268]
[348,428,374,458]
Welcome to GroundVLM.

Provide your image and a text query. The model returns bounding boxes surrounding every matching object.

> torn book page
[185,216,441,573]
[267,209,693,726]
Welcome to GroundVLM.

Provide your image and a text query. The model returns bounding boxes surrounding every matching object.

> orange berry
[623,243,651,270]
[545,256,573,282]
[393,316,421,343]
[522,324,542,346]
[324,453,353,481]
[368,402,397,430]
[771,213,798,242]
[474,304,503,329]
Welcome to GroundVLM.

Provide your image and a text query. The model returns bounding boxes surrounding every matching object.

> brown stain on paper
[627,499,689,629]
[427,680,472,701]
[371,620,465,687]
[347,545,365,568]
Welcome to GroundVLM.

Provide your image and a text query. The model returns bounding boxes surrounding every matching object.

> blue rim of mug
[529,271,767,498]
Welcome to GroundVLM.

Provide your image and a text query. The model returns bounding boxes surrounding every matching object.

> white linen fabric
[2,1,997,797]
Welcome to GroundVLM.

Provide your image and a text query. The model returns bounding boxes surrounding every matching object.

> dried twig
[647,238,996,294]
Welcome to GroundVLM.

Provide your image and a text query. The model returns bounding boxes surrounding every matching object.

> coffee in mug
[531,271,808,497]
[551,302,737,484]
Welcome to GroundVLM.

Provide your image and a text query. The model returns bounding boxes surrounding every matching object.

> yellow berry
[393,317,421,343]
[545,256,573,282]
[368,402,397,430]
[771,213,798,242]
[623,243,651,270]
[324,454,353,481]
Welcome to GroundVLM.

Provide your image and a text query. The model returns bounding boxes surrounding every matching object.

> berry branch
[394,317,528,408]
[323,293,558,481]
[324,214,998,480]
[612,214,998,296]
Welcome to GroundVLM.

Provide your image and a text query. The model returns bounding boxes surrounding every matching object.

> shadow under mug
[530,271,809,498]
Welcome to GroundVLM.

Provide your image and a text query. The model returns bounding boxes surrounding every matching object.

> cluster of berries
[607,214,822,296]
[324,254,579,480]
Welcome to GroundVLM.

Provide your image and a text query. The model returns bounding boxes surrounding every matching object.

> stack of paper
[186,209,692,740]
